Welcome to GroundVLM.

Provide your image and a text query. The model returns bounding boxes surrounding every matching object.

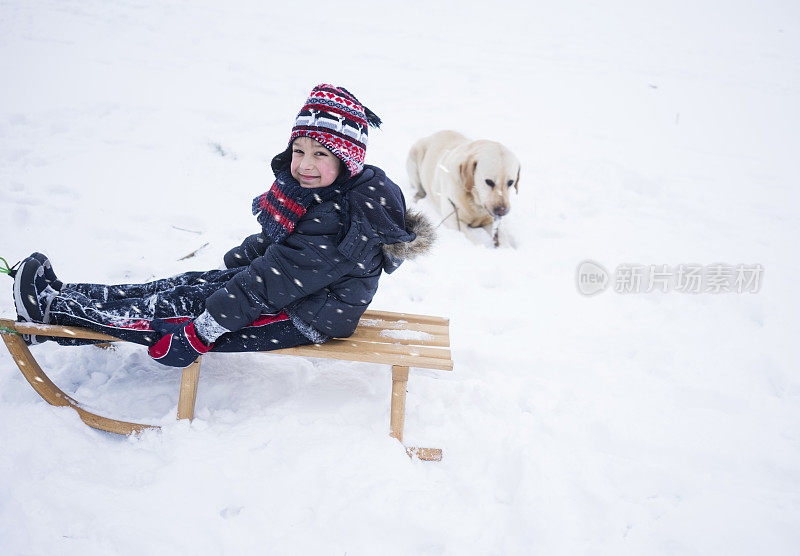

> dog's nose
[493,206,509,217]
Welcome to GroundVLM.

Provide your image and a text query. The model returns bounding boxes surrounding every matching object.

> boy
[9,84,435,367]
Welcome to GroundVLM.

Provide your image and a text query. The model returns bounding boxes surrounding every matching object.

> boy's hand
[224,232,270,268]
[148,319,213,368]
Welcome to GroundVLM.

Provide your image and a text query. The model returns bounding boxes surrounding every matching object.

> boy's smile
[290,136,342,188]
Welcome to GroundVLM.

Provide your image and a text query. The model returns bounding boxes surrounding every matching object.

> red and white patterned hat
[289,84,382,177]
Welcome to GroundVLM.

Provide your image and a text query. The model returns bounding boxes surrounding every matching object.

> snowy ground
[2,1,799,554]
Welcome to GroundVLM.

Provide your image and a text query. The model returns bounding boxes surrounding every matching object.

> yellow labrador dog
[407,130,520,247]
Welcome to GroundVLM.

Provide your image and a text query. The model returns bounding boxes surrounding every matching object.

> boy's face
[290,136,342,188]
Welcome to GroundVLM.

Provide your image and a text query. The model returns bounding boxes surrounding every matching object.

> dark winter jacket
[204,165,435,342]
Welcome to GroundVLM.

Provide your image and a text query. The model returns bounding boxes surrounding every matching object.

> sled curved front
[0,319,156,435]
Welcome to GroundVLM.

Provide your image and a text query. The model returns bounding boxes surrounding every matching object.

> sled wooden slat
[273,338,453,365]
[356,317,450,334]
[359,309,449,326]
[1,309,452,461]
[345,325,449,348]
[12,321,122,342]
[271,340,453,370]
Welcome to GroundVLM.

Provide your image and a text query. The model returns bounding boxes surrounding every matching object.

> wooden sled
[0,309,452,461]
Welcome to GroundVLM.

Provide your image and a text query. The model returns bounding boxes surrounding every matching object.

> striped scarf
[252,168,343,244]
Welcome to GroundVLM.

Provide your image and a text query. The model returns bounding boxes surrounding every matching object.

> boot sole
[13,259,46,346]
[14,261,44,323]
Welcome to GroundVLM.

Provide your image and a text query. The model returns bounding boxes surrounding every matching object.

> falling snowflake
[294,278,303,287]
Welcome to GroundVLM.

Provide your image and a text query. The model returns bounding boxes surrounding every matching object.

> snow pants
[47,268,313,352]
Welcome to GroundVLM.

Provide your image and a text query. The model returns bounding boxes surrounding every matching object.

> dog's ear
[514,167,520,194]
[459,157,477,191]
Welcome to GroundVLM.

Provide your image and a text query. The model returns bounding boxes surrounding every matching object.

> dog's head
[458,140,521,218]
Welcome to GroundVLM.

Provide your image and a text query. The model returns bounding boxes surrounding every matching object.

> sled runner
[0,309,452,461]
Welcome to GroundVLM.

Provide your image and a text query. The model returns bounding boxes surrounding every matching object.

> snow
[379,329,433,342]
[2,0,799,554]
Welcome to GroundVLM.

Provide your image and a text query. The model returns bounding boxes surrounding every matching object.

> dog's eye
[507,180,514,187]
[485,179,495,187]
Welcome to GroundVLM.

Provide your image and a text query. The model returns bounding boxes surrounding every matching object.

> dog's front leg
[487,219,516,248]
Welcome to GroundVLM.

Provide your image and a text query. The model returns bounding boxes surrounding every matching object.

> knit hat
[288,84,382,177]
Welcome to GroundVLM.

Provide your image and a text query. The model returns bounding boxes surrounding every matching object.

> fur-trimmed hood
[382,209,436,262]
[341,165,435,274]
